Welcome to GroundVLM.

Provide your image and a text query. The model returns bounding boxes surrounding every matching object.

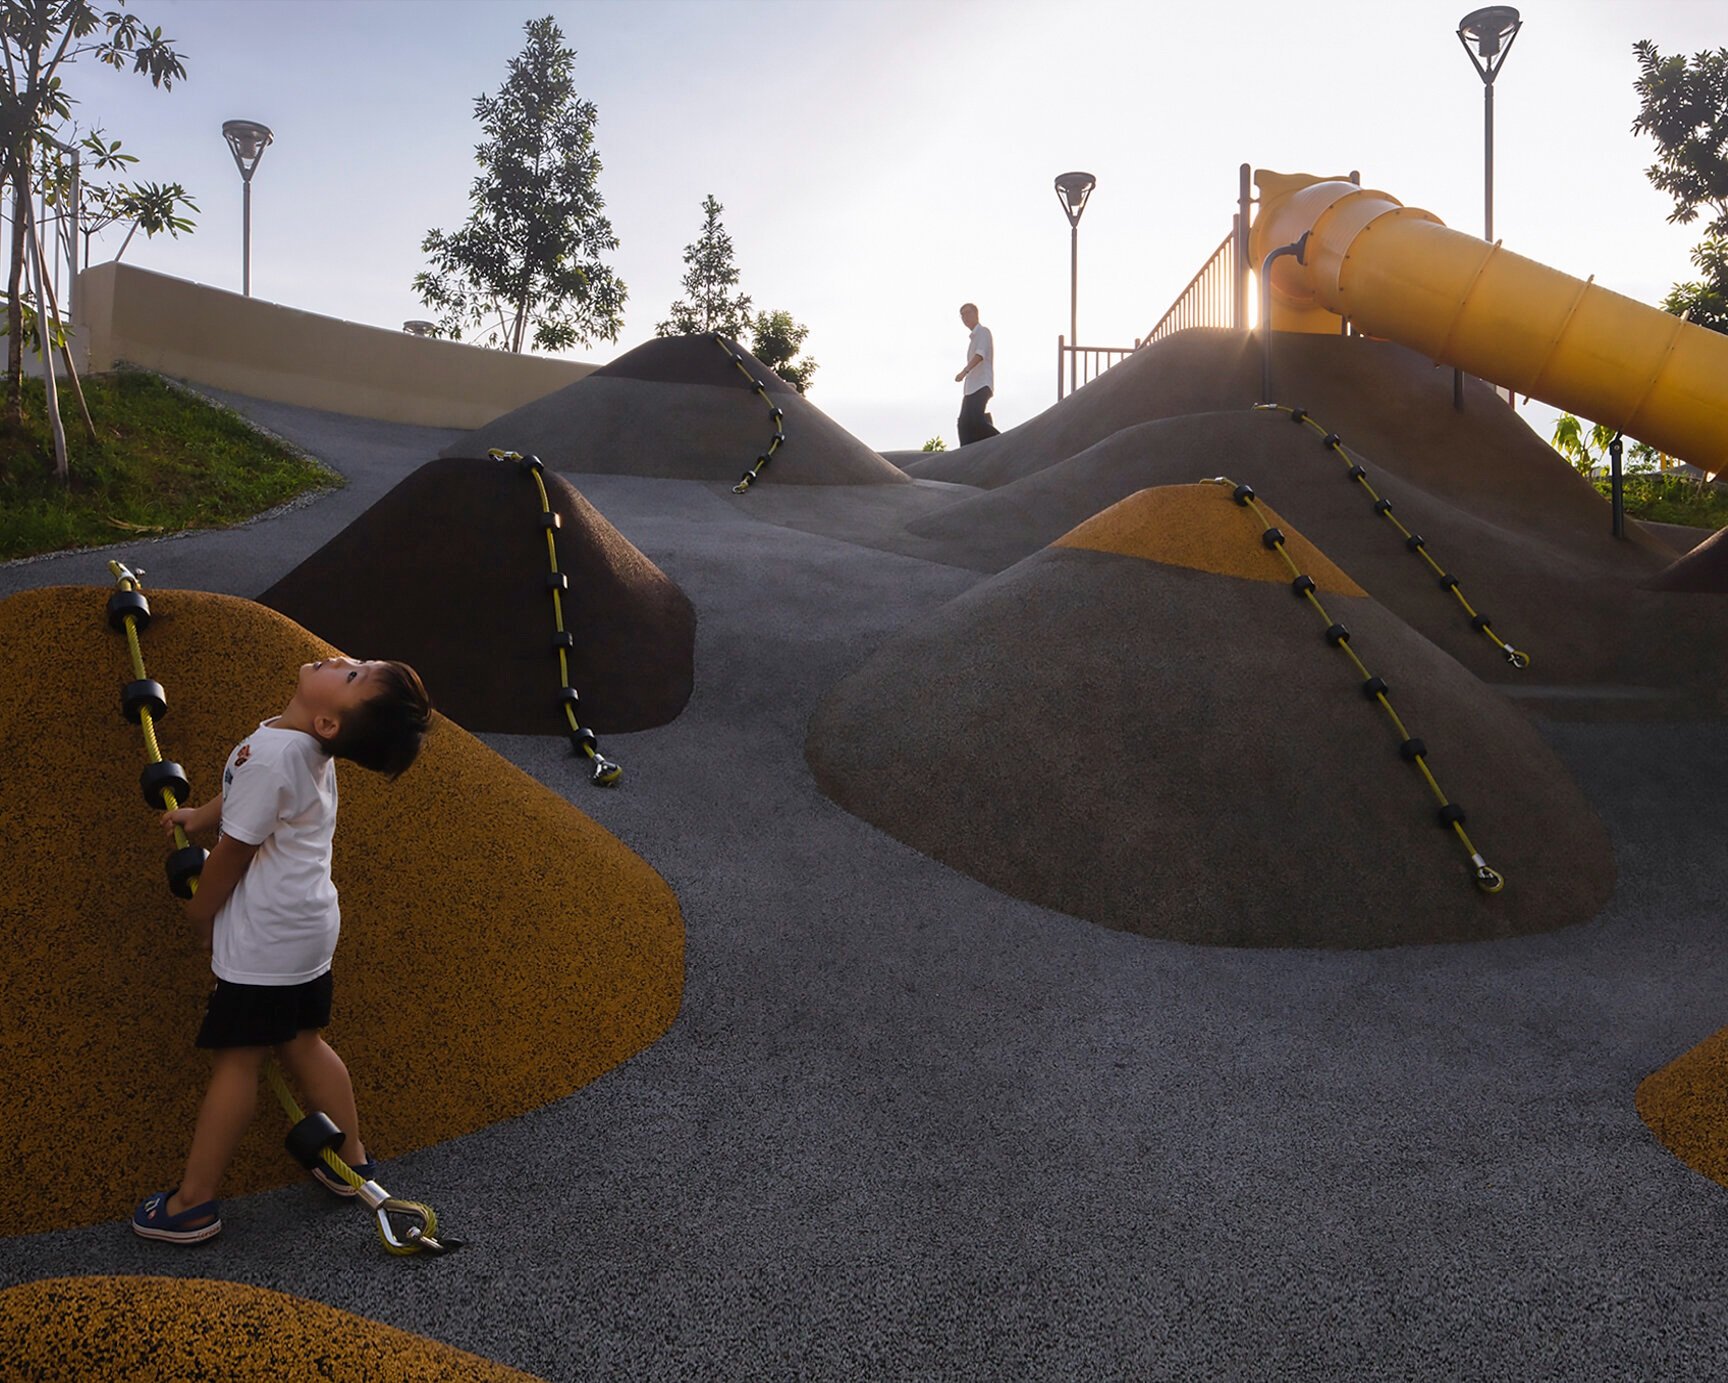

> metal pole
[242,177,252,297]
[1609,433,1624,538]
[1237,163,1252,331]
[1259,234,1310,404]
[1069,222,1079,397]
[1484,80,1494,241]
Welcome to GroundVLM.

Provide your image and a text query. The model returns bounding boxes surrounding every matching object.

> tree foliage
[0,0,186,431]
[656,194,751,338]
[1631,40,1728,335]
[749,308,816,394]
[415,16,625,353]
[1551,413,1660,475]
[39,129,195,268]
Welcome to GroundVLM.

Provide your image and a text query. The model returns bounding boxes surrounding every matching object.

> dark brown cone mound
[261,457,694,734]
[444,335,906,485]
[1648,524,1728,593]
[806,487,1614,948]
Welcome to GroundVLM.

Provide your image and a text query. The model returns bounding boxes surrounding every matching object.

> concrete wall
[74,262,596,429]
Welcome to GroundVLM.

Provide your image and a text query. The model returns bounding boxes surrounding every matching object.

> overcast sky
[49,0,1725,450]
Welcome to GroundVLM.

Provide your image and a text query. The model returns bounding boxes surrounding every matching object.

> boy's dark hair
[322,660,432,779]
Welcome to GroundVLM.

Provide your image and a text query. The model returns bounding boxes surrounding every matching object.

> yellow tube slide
[1250,172,1728,478]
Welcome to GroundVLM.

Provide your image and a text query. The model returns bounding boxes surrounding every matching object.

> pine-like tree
[657,194,752,338]
[415,17,625,352]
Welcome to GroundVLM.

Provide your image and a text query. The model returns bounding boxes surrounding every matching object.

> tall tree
[415,16,625,353]
[656,194,751,338]
[0,0,186,428]
[1631,40,1728,334]
[749,308,817,394]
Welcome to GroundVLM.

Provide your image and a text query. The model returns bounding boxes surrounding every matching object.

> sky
[38,0,1727,451]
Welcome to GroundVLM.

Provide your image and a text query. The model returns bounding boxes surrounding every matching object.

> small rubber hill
[1,586,683,1236]
[1638,1028,1728,1190]
[906,329,1674,557]
[1649,526,1728,593]
[901,409,1728,710]
[446,335,907,485]
[806,485,1614,948]
[0,1278,546,1381]
[260,456,694,734]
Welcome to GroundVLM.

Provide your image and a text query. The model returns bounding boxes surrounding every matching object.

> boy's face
[295,657,382,740]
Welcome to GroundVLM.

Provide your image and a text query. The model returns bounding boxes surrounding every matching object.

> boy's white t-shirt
[211,718,340,986]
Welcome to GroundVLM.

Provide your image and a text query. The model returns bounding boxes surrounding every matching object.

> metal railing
[1055,338,1138,399]
[1139,230,1242,350]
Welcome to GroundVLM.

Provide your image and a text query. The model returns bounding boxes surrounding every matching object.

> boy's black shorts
[196,971,333,1049]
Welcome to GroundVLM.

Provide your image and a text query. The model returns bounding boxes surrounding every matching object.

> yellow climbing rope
[1201,485,1505,894]
[1253,403,1531,670]
[713,333,786,493]
[485,449,622,787]
[103,562,459,1255]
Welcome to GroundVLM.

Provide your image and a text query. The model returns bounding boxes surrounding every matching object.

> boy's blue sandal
[310,1158,375,1197]
[132,1189,221,1244]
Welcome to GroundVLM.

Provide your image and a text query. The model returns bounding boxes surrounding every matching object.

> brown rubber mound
[904,409,1728,712]
[260,457,694,734]
[445,338,906,485]
[806,486,1614,948]
[1,586,683,1236]
[590,333,798,394]
[0,1277,544,1381]
[1648,524,1728,593]
[1637,1028,1728,1188]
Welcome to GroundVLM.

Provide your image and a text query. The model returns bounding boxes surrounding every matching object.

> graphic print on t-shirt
[224,742,251,789]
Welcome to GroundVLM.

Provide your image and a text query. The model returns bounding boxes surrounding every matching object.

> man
[954,302,1000,446]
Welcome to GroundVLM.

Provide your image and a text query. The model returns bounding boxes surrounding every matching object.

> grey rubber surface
[5,395,1728,1379]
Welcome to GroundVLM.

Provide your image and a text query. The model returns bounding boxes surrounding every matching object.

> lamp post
[222,119,273,296]
[1054,170,1095,397]
[1456,7,1521,242]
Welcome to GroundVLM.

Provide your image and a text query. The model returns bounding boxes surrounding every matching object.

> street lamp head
[1054,171,1096,228]
[1458,6,1520,71]
[222,119,274,180]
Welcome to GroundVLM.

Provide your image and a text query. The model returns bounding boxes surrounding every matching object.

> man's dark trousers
[957,387,1000,446]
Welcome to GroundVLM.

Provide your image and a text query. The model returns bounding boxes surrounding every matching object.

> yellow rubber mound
[1636,1028,1728,1187]
[0,586,683,1237]
[1054,483,1365,594]
[0,1277,544,1380]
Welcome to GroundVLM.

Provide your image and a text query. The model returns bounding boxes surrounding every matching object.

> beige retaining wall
[73,262,595,429]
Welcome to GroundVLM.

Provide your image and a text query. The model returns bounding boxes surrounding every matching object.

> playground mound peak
[261,456,694,734]
[591,333,799,394]
[0,1278,543,1382]
[807,485,1613,947]
[445,337,906,485]
[0,585,682,1235]
[1053,482,1365,594]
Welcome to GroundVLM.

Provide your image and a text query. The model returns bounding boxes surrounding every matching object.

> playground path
[5,396,1728,1379]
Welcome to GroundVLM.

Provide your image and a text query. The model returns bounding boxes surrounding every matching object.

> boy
[132,655,432,1244]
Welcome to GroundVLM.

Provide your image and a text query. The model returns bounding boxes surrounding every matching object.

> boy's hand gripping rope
[486,450,621,786]
[1252,403,1531,671]
[103,562,462,1256]
[1200,486,1505,894]
[713,333,786,493]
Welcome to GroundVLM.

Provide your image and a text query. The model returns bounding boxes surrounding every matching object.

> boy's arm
[184,833,261,939]
[161,794,222,838]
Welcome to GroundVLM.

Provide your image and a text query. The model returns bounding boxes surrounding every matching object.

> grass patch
[0,370,339,562]
[1593,472,1728,532]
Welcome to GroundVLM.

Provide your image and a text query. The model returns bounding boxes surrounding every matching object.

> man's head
[959,303,979,329]
[294,657,432,778]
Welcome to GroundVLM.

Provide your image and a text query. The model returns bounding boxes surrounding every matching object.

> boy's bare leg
[275,1030,367,1167]
[169,1045,264,1218]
